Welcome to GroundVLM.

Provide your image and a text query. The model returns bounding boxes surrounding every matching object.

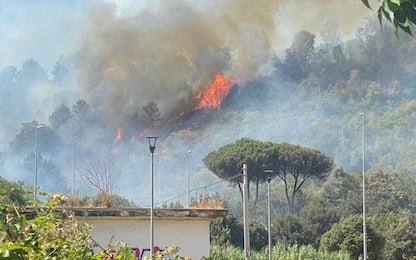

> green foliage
[203,138,277,202]
[300,194,340,247]
[49,104,73,130]
[0,193,135,259]
[0,176,27,206]
[204,139,333,210]
[366,171,414,214]
[279,30,316,81]
[210,216,243,248]
[370,212,416,259]
[271,213,309,247]
[204,138,276,183]
[271,142,334,211]
[161,201,184,209]
[320,214,384,259]
[321,169,362,215]
[208,244,350,260]
[362,0,416,37]
[9,121,62,155]
[210,217,267,251]
[249,220,268,251]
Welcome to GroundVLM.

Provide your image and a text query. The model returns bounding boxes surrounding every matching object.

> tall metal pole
[267,177,272,260]
[147,137,157,259]
[34,125,42,201]
[361,112,367,259]
[150,151,155,258]
[264,170,274,260]
[242,163,250,260]
[187,150,191,207]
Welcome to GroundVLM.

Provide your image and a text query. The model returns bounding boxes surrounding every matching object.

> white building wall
[78,217,210,260]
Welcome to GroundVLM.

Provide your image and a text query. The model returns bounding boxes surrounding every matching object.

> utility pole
[242,163,250,260]
[187,150,191,207]
[267,177,272,260]
[361,112,367,259]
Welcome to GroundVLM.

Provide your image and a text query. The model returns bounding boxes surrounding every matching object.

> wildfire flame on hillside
[111,73,234,155]
[112,128,123,155]
[194,73,234,110]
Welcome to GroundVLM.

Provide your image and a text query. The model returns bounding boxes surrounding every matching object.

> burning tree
[139,100,163,135]
[79,159,116,208]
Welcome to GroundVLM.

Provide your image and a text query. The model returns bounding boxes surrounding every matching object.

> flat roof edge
[24,207,228,219]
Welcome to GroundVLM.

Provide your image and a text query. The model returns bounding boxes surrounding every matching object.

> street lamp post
[34,125,43,201]
[360,112,367,259]
[147,136,157,259]
[264,170,274,260]
[187,150,191,207]
[267,177,272,260]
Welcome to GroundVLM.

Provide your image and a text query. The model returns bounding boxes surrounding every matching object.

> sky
[0,0,148,71]
[0,0,79,70]
[0,0,374,73]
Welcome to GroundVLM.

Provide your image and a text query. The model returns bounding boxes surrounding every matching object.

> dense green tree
[9,121,62,156]
[210,216,243,248]
[0,177,26,206]
[71,99,94,141]
[279,31,316,82]
[271,213,308,246]
[22,154,66,194]
[203,138,277,204]
[210,216,268,251]
[370,212,416,259]
[320,214,384,259]
[300,194,340,248]
[49,104,73,130]
[249,220,268,251]
[270,142,334,212]
[321,169,362,217]
[366,171,413,214]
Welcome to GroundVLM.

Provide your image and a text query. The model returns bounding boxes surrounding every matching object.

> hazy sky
[0,0,148,71]
[0,0,373,72]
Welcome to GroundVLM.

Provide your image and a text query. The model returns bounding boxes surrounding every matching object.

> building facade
[72,208,227,259]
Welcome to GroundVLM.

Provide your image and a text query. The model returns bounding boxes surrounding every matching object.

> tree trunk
[254,178,259,208]
[283,179,292,211]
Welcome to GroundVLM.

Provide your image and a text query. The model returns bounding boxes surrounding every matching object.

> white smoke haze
[0,0,382,204]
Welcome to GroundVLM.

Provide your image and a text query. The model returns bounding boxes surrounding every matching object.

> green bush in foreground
[0,193,135,259]
[208,244,350,260]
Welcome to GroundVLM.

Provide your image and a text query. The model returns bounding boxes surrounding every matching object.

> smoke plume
[78,0,372,129]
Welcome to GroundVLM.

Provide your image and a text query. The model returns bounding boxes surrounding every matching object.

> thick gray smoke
[78,0,372,129]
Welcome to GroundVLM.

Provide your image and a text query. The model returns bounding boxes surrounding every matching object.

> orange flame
[111,128,123,155]
[195,73,234,109]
